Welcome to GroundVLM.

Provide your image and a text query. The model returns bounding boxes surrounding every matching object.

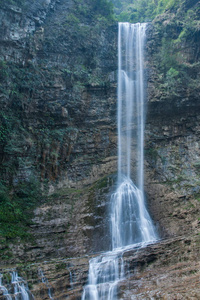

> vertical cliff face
[0,0,119,262]
[0,0,117,189]
[144,0,200,238]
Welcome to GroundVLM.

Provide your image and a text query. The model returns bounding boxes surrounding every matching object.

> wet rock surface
[0,234,199,299]
[120,235,200,300]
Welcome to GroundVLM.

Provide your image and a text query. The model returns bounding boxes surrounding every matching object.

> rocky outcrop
[120,233,200,299]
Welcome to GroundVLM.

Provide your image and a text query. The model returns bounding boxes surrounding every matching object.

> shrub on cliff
[112,0,183,22]
[91,0,114,19]
[0,179,40,239]
[0,0,25,7]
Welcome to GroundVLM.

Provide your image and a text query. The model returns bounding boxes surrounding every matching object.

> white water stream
[82,22,158,300]
[38,268,54,300]
[0,274,12,300]
[12,271,30,300]
[0,271,33,300]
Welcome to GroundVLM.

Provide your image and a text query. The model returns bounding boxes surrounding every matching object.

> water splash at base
[111,177,157,249]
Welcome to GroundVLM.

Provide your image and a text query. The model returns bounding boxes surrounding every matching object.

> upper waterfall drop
[117,22,146,186]
[111,22,157,249]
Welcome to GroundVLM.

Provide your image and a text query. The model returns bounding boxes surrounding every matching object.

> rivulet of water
[0,273,12,300]
[38,268,54,300]
[82,22,158,300]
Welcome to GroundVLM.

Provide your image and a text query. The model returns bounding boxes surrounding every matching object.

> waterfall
[82,22,158,300]
[112,22,157,249]
[11,271,32,300]
[0,274,12,300]
[0,271,33,300]
[69,270,74,290]
[38,268,54,300]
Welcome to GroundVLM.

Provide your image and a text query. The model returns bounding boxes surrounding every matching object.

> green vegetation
[152,0,200,98]
[0,60,43,109]
[183,202,195,210]
[73,0,114,23]
[145,147,159,167]
[0,60,79,184]
[194,194,200,202]
[55,262,66,271]
[90,176,110,191]
[0,179,40,239]
[112,0,182,22]
[0,108,34,180]
[164,67,180,93]
[174,8,200,43]
[44,0,116,90]
[0,0,25,7]
[91,0,114,20]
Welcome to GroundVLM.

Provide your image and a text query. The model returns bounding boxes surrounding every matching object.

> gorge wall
[0,0,200,299]
[0,0,118,262]
[145,0,200,238]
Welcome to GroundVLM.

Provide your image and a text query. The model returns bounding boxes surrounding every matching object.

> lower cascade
[0,271,33,300]
[0,274,12,300]
[82,22,158,300]
[111,178,157,249]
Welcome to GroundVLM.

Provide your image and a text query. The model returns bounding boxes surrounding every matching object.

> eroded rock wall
[0,0,118,263]
[0,0,117,189]
[144,0,200,238]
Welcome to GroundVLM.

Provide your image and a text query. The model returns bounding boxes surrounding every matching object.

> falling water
[112,22,157,249]
[82,22,158,300]
[38,268,54,300]
[12,271,32,300]
[0,271,33,300]
[0,274,12,300]
[69,270,74,290]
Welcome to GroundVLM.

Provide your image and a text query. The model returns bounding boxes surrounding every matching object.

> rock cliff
[145,0,200,238]
[0,0,117,262]
[0,0,200,299]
